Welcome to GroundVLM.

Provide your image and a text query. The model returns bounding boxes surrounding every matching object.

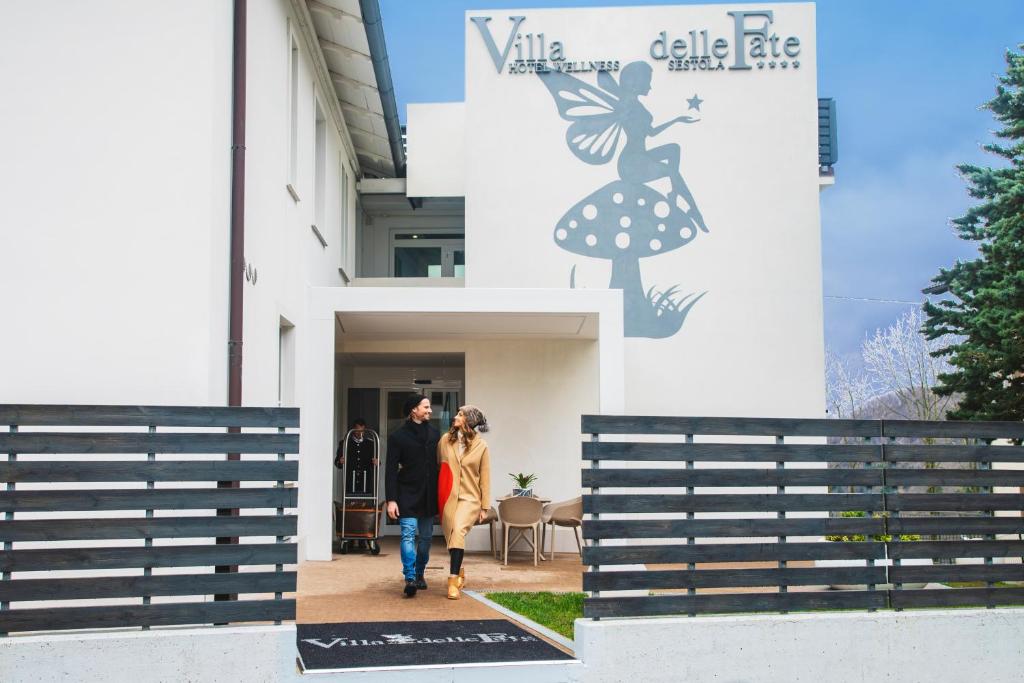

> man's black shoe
[403,579,417,598]
[415,575,428,590]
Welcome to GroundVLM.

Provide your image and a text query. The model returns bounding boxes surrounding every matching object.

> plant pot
[512,488,533,497]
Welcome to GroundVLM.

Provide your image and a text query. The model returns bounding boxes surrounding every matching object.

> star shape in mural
[686,94,704,111]
[769,60,777,69]
[781,60,789,69]
[757,61,765,69]
[793,60,800,68]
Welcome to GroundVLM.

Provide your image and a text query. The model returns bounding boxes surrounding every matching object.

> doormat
[296,619,575,672]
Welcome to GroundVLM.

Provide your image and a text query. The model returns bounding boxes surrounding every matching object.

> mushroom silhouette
[555,179,706,338]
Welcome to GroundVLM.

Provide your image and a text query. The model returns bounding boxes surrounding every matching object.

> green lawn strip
[485,591,585,640]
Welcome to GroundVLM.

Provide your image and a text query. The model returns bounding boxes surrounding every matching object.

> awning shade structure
[306,0,403,177]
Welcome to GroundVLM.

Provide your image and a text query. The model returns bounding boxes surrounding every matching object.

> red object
[438,462,453,516]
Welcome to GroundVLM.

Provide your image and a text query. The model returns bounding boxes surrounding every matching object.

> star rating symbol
[769,60,777,69]
[757,61,765,69]
[686,93,704,112]
[793,60,800,68]
[781,60,789,69]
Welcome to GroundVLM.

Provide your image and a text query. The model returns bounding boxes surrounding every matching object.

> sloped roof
[306,0,405,177]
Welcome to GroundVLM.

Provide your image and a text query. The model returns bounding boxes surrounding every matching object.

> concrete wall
[0,0,356,409]
[575,609,1024,683]
[0,0,232,405]
[406,103,466,197]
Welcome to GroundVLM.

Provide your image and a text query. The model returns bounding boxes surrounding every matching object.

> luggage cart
[334,427,383,555]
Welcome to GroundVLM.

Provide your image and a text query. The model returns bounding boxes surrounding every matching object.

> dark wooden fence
[582,416,1024,619]
[0,405,299,634]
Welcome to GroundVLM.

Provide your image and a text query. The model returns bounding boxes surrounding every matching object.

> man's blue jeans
[399,516,433,580]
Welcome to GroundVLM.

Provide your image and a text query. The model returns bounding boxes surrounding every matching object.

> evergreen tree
[923,45,1024,423]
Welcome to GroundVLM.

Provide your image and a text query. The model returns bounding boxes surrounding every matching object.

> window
[390,232,465,278]
[313,99,326,231]
[287,35,300,198]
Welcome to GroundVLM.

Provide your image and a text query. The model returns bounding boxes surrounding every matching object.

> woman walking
[437,405,491,600]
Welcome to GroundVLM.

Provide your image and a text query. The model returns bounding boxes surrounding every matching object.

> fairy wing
[538,69,624,165]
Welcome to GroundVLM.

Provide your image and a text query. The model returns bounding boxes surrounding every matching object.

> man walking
[385,394,440,597]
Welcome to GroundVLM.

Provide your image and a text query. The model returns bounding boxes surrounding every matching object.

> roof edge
[359,0,406,177]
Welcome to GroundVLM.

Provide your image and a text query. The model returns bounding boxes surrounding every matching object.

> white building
[0,1,835,562]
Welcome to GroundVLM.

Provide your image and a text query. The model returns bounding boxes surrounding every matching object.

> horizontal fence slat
[889,564,1024,585]
[0,570,296,602]
[884,444,1024,463]
[0,543,296,572]
[582,468,883,488]
[583,566,888,591]
[886,494,1024,512]
[0,515,298,542]
[583,590,887,618]
[889,588,1024,609]
[582,541,885,565]
[0,460,298,483]
[0,599,296,633]
[581,415,880,437]
[887,540,1024,560]
[0,487,297,513]
[886,516,1024,536]
[882,420,1024,441]
[584,494,883,514]
[582,517,884,540]
[0,405,299,429]
[885,469,1024,487]
[0,433,299,455]
[582,442,881,463]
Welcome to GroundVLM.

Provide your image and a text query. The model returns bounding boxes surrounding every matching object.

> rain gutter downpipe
[217,0,247,601]
[359,0,407,177]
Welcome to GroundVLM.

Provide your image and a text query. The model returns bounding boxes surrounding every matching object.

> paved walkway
[297,537,583,625]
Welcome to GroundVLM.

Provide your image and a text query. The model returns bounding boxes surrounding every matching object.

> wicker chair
[541,496,583,558]
[497,496,544,566]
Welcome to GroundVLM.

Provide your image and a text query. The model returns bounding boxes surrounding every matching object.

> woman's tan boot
[456,567,466,589]
[447,576,460,600]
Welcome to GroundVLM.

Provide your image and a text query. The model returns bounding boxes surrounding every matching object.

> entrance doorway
[335,353,464,537]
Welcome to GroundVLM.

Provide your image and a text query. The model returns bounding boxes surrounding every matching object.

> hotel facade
[1,1,836,562]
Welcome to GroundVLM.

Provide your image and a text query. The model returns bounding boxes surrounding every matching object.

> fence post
[1,422,15,636]
[275,424,286,625]
[686,432,695,617]
[588,430,600,620]
[883,426,901,611]
[865,434,877,612]
[776,434,787,614]
[981,437,995,608]
[142,423,156,629]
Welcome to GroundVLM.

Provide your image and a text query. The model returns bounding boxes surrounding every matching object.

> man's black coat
[384,419,440,518]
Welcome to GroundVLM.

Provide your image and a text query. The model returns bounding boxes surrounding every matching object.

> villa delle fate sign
[464,3,826,417]
[471,9,803,75]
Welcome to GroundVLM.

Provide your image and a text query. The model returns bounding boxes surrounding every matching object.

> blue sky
[379,0,1024,363]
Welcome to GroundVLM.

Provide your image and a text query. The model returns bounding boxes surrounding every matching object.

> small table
[496,496,551,561]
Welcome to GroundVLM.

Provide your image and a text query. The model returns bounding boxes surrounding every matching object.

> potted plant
[509,472,538,497]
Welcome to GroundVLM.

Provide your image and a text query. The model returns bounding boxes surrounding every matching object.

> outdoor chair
[541,496,583,558]
[474,506,499,558]
[497,496,544,566]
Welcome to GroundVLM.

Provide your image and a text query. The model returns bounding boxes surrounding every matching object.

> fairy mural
[538,61,708,339]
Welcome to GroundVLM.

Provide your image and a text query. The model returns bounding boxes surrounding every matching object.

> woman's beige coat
[437,434,491,550]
